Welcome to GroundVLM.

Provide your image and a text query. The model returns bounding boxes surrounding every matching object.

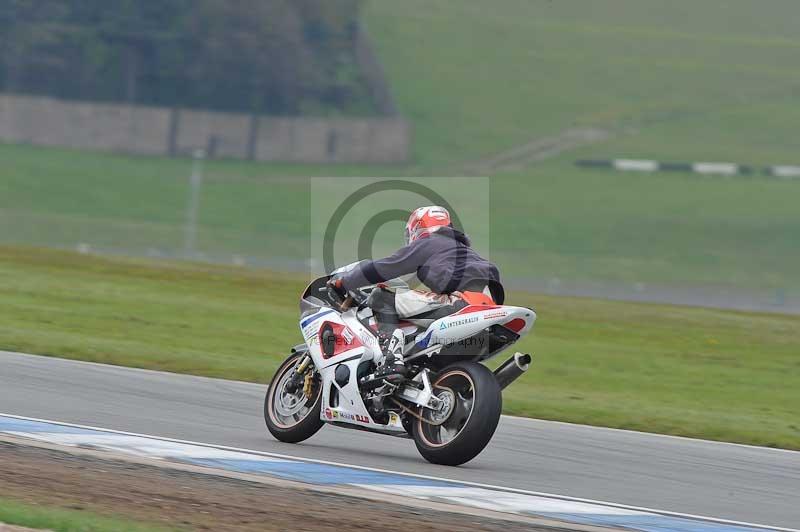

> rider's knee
[366,286,396,315]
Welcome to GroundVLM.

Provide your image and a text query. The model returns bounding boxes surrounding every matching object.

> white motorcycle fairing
[297,299,535,433]
[299,306,407,433]
[413,304,533,352]
[266,264,537,466]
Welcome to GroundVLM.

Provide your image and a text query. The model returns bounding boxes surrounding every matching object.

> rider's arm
[340,239,433,292]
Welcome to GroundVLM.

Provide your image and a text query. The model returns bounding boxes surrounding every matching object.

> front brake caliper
[303,372,315,399]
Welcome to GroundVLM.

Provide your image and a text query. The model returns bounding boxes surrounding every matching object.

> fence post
[183,149,206,257]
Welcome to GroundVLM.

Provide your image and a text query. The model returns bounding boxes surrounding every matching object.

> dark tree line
[0,0,372,115]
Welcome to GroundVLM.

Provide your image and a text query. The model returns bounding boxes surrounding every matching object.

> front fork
[285,355,314,398]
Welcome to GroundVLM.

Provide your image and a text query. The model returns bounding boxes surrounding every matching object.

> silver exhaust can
[494,352,532,390]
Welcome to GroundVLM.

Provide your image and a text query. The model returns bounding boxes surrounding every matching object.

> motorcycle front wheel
[264,353,324,443]
[411,362,502,466]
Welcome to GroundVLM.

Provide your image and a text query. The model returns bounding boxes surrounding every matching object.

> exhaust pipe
[494,352,532,390]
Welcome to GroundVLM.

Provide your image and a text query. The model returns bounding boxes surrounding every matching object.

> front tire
[264,353,324,443]
[411,362,502,466]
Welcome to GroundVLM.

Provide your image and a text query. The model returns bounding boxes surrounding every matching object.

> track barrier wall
[0,93,410,163]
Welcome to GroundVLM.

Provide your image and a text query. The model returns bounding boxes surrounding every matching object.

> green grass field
[1,142,798,292]
[0,497,178,532]
[366,0,800,289]
[2,1,800,293]
[2,246,798,449]
[365,0,800,167]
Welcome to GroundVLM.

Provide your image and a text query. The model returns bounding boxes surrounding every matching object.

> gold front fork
[295,355,315,399]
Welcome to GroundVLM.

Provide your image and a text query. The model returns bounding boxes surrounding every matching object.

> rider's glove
[327,277,345,297]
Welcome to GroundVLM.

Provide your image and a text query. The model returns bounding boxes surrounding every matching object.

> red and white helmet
[404,206,451,245]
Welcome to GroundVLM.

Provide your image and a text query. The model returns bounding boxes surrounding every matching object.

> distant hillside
[364,0,800,168]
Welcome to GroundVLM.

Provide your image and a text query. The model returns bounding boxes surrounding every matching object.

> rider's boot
[374,328,407,381]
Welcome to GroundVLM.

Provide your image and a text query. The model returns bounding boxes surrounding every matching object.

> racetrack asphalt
[1,350,797,529]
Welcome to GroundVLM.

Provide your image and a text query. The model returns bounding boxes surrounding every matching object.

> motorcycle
[264,262,536,465]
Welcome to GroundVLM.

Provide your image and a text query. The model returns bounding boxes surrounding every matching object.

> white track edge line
[3,350,796,456]
[0,412,793,532]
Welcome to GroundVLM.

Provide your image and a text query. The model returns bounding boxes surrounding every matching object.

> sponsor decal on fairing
[438,316,479,330]
[324,407,370,424]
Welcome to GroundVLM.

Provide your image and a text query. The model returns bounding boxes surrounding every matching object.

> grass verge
[0,497,178,532]
[2,142,799,292]
[1,246,798,449]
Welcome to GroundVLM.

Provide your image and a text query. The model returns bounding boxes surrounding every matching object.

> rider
[328,206,500,380]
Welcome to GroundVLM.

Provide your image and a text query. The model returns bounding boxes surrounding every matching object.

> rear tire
[411,362,502,466]
[264,353,324,443]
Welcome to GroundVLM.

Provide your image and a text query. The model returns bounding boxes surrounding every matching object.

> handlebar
[319,280,364,311]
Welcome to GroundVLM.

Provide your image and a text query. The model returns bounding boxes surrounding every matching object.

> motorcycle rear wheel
[411,362,502,466]
[264,353,324,443]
